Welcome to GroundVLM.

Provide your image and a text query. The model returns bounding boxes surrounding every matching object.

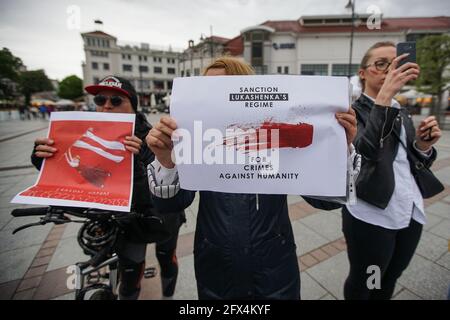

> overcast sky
[1,0,449,80]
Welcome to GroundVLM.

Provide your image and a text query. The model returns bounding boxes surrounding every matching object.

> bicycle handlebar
[11,207,49,217]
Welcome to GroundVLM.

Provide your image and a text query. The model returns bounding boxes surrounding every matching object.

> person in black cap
[31,75,185,300]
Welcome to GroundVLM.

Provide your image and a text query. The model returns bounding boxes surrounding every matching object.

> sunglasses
[93,95,124,107]
[364,60,392,72]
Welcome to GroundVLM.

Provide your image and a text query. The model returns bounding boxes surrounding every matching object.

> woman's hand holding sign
[124,135,142,154]
[335,107,357,147]
[34,138,57,158]
[146,116,177,168]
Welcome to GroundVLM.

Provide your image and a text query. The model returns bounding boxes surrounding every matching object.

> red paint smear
[223,121,313,151]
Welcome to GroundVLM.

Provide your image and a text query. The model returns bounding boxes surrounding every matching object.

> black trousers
[342,206,422,300]
[116,226,181,299]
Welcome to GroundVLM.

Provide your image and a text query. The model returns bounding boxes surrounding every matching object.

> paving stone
[393,288,423,300]
[46,236,89,272]
[423,213,444,231]
[415,231,448,262]
[300,212,343,242]
[398,254,450,300]
[424,202,450,219]
[0,279,20,300]
[300,271,328,300]
[436,252,450,270]
[0,223,52,253]
[172,254,198,300]
[319,293,337,300]
[428,219,450,240]
[0,245,41,283]
[291,220,329,256]
[306,251,349,300]
[434,167,450,186]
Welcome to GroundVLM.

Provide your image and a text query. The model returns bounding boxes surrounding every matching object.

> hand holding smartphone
[396,42,416,68]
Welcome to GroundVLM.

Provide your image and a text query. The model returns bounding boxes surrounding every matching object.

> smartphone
[396,42,416,68]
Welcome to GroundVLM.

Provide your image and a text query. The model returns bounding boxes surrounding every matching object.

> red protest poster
[12,112,135,212]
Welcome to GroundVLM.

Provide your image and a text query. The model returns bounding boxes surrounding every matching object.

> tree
[0,48,24,99]
[58,75,83,100]
[416,34,450,123]
[19,70,53,106]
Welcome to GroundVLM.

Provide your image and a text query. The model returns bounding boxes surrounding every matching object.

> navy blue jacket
[152,188,340,299]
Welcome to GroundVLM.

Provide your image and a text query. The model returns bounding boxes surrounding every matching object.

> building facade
[178,15,450,77]
[241,15,450,76]
[81,31,180,107]
[178,35,244,77]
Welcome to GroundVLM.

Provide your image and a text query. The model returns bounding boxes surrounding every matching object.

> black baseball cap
[85,76,138,111]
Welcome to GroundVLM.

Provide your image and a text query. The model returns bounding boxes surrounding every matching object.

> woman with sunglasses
[342,42,442,299]
[31,76,185,300]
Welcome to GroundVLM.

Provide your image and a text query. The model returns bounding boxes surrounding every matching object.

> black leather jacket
[353,94,437,209]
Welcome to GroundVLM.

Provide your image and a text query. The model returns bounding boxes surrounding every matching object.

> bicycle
[11,206,160,300]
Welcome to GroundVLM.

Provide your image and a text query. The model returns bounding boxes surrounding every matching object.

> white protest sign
[170,75,349,196]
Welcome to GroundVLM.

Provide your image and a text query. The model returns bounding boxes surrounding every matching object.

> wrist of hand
[158,156,175,169]
[414,140,432,152]
[375,92,393,106]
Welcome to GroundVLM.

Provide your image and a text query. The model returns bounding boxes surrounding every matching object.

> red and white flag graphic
[64,128,127,188]
[11,112,135,212]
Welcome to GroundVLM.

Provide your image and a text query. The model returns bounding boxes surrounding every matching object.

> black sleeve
[31,144,43,170]
[152,189,196,213]
[301,196,342,211]
[355,104,399,162]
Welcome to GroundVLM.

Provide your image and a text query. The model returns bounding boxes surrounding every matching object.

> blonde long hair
[203,57,255,76]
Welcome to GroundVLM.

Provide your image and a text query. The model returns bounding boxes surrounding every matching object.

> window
[167,67,176,74]
[123,64,132,72]
[167,81,173,90]
[87,38,92,46]
[91,51,108,57]
[194,68,200,76]
[284,66,289,74]
[137,80,150,90]
[253,65,268,75]
[301,64,328,76]
[103,63,109,70]
[181,70,185,77]
[277,66,282,74]
[153,81,164,89]
[331,64,359,76]
[251,42,263,66]
[186,70,191,77]
[92,62,98,70]
[154,66,162,74]
[139,65,149,72]
[167,58,175,64]
[154,57,162,63]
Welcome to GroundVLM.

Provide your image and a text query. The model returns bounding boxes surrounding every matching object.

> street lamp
[345,0,356,78]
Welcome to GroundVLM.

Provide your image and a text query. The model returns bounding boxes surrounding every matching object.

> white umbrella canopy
[400,89,419,99]
[150,94,156,107]
[55,99,75,106]
[350,75,362,100]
